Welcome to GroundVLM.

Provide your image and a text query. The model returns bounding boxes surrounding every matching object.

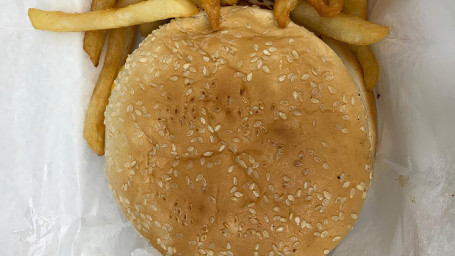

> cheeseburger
[105,6,376,256]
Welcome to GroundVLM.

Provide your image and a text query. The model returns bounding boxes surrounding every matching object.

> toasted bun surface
[105,6,376,256]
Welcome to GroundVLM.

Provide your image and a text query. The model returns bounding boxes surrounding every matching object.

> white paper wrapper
[1,0,454,255]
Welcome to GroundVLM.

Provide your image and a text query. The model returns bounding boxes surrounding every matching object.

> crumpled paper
[1,0,454,255]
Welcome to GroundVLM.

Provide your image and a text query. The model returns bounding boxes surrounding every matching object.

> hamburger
[105,5,376,256]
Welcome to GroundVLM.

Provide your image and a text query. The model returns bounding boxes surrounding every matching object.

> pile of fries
[28,0,389,155]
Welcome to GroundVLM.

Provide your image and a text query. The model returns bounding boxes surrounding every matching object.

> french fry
[117,0,144,7]
[342,0,379,90]
[83,26,137,155]
[343,0,367,19]
[274,0,298,28]
[290,0,389,45]
[306,0,343,17]
[196,0,221,30]
[83,0,117,67]
[139,20,169,37]
[28,0,199,32]
[355,45,379,91]
[220,0,239,4]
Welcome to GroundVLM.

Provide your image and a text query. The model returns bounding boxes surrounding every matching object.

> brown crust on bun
[105,6,376,256]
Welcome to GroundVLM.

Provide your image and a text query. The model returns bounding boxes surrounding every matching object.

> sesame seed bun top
[105,6,376,256]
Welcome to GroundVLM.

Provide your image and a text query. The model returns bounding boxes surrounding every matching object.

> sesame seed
[324,191,331,199]
[332,236,341,242]
[247,72,253,81]
[350,188,356,198]
[321,231,329,238]
[253,121,262,128]
[343,181,350,188]
[301,74,309,80]
[295,217,301,225]
[170,76,178,81]
[286,55,293,63]
[311,98,320,104]
[325,75,334,81]
[256,60,262,69]
[322,199,329,206]
[356,183,365,191]
[234,192,244,197]
[351,214,358,220]
[239,160,247,169]
[279,75,286,82]
[253,44,258,51]
[269,47,277,52]
[278,112,287,120]
[291,50,299,59]
[324,250,330,255]
[262,65,271,73]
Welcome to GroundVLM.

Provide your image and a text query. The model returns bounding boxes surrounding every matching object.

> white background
[1,0,454,255]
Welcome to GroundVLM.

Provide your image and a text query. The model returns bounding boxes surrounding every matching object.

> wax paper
[1,0,454,255]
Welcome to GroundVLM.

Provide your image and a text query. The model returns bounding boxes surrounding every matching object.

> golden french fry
[306,0,343,17]
[342,0,379,90]
[201,0,221,30]
[83,0,117,67]
[28,0,199,32]
[221,0,239,4]
[290,1,389,45]
[343,0,367,19]
[274,0,298,27]
[355,45,379,91]
[117,0,144,7]
[139,20,169,37]
[83,27,137,155]
[191,0,203,8]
